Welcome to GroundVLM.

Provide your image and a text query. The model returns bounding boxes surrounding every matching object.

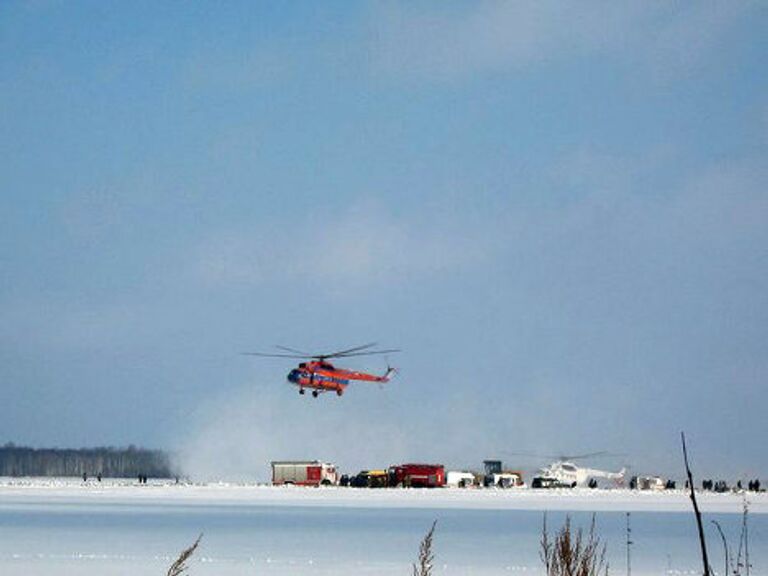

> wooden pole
[681,432,711,576]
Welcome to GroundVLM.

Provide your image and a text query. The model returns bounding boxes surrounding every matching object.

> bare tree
[0,444,173,478]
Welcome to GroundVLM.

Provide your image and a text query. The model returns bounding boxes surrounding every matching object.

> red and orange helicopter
[243,343,399,397]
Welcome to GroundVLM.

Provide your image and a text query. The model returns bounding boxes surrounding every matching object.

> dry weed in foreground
[540,514,607,576]
[167,533,202,576]
[413,520,437,576]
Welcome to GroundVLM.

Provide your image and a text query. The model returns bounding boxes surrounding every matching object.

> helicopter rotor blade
[241,352,310,359]
[503,450,624,462]
[243,343,400,361]
[330,349,401,358]
[274,345,314,356]
[503,452,556,460]
[319,343,379,358]
[560,451,609,461]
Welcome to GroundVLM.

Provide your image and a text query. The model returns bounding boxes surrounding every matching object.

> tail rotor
[383,354,397,381]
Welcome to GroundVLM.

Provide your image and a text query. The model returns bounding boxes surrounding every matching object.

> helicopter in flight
[243,343,399,397]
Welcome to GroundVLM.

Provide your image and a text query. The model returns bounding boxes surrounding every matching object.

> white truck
[446,471,476,488]
[271,461,339,486]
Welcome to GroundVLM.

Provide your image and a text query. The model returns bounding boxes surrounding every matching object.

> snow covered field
[1,477,765,513]
[0,479,765,576]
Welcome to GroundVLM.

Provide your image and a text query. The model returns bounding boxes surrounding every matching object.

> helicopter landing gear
[299,388,305,395]
[312,391,319,398]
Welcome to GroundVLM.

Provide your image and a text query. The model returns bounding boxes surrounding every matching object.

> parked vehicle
[490,471,524,488]
[350,469,389,488]
[446,471,476,487]
[271,461,338,486]
[531,476,571,489]
[482,460,524,487]
[388,463,445,488]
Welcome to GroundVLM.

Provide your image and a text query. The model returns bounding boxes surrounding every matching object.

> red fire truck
[271,461,339,486]
[388,463,445,488]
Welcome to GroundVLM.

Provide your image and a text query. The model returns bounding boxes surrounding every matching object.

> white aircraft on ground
[539,459,626,488]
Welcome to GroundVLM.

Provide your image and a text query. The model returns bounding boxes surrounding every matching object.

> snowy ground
[1,478,765,576]
[0,476,765,513]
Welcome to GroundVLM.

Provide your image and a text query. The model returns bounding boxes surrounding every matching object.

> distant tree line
[0,443,174,478]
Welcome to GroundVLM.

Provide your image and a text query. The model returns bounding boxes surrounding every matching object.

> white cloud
[368,1,756,83]
[193,201,489,295]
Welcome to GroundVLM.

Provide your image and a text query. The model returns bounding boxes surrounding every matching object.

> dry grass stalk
[735,496,751,576]
[711,520,731,576]
[166,533,202,576]
[413,520,437,576]
[540,514,607,576]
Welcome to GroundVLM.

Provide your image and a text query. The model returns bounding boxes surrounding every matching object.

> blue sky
[1,1,767,480]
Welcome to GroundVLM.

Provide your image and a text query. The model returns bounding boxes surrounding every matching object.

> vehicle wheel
[336,390,343,396]
[312,391,319,397]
